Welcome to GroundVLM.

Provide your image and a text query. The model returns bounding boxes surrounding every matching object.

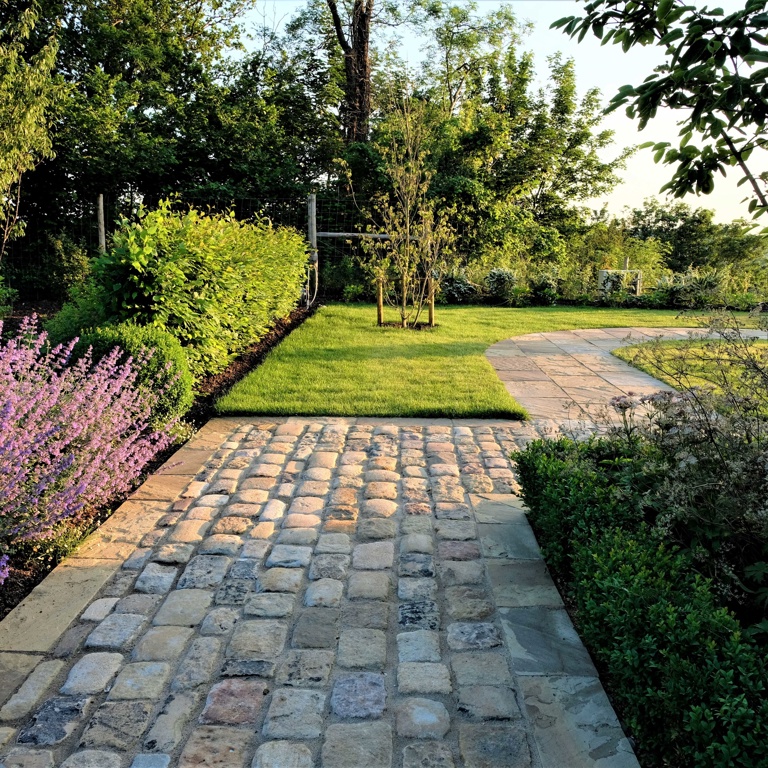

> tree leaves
[553,0,768,217]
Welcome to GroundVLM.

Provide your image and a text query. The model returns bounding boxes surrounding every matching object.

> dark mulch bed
[1,300,62,334]
[0,303,317,619]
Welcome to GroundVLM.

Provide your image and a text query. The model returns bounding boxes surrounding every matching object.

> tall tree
[554,0,768,216]
[626,198,766,271]
[326,0,374,143]
[408,2,630,265]
[0,0,59,263]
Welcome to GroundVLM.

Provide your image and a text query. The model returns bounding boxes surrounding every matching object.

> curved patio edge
[487,326,707,427]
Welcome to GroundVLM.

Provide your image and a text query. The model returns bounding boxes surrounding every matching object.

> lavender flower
[0,317,174,584]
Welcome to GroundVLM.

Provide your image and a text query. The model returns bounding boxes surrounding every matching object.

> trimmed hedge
[73,324,194,427]
[517,437,768,768]
[48,202,308,377]
[516,436,658,579]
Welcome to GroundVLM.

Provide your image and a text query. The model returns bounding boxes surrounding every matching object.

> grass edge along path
[216,304,699,419]
[614,337,768,392]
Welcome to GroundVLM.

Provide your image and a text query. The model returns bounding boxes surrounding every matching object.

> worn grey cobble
[0,416,641,768]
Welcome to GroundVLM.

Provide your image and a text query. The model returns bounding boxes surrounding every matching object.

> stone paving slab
[0,415,639,767]
[485,326,766,426]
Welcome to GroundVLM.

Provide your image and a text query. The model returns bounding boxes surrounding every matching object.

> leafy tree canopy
[554,0,768,216]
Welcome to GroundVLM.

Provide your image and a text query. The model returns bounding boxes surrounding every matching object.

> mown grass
[614,337,768,392]
[216,303,698,418]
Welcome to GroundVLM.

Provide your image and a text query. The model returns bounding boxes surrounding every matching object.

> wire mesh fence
[2,192,379,302]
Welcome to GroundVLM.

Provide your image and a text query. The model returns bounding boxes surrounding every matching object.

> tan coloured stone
[0,559,120,653]
[178,726,252,767]
[0,654,42,706]
[0,661,63,720]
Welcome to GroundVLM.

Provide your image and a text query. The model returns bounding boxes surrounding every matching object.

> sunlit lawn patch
[216,303,698,418]
[614,337,768,394]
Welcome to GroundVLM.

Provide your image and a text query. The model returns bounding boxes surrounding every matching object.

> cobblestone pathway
[0,330,679,768]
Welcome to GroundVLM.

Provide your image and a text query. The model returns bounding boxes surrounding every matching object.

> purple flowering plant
[0,317,173,584]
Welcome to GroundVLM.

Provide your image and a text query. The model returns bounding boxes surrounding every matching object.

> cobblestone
[152,589,212,626]
[402,743,455,768]
[266,545,312,568]
[304,578,343,607]
[85,614,145,649]
[397,630,440,662]
[109,662,170,700]
[143,693,199,752]
[397,662,452,694]
[257,568,303,593]
[347,571,390,600]
[171,637,221,691]
[253,741,313,768]
[244,593,295,618]
[396,697,450,738]
[276,650,333,688]
[60,654,123,695]
[321,722,392,768]
[18,696,90,746]
[199,679,268,724]
[0,415,642,768]
[227,620,287,659]
[330,672,385,718]
[177,726,251,767]
[80,700,153,750]
[338,628,386,669]
[263,689,325,739]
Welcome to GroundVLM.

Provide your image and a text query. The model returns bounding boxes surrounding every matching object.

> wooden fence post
[428,277,435,327]
[377,278,384,326]
[97,194,106,254]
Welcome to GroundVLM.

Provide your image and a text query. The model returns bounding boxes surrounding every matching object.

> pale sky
[248,0,761,223]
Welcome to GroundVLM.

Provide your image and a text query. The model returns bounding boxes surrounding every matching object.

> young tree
[554,0,768,216]
[0,0,59,263]
[364,90,456,327]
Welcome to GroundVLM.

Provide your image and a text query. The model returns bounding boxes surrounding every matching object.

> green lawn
[215,303,697,418]
[614,337,768,393]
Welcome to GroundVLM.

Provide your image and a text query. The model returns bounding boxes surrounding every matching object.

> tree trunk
[327,0,373,143]
[377,278,384,326]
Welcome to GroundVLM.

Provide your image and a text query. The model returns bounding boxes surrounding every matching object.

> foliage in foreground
[516,324,768,768]
[555,0,768,217]
[518,430,768,766]
[0,318,174,582]
[48,202,308,377]
[72,324,194,428]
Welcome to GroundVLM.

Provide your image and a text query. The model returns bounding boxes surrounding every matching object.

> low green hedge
[48,201,308,377]
[516,436,658,579]
[72,323,194,427]
[517,438,768,768]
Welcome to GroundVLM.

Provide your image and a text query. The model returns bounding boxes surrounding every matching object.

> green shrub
[516,436,655,579]
[438,272,477,304]
[528,268,561,306]
[0,276,17,319]
[517,427,768,767]
[72,323,194,426]
[49,202,308,377]
[46,281,111,345]
[575,527,768,767]
[45,233,92,298]
[485,268,516,304]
